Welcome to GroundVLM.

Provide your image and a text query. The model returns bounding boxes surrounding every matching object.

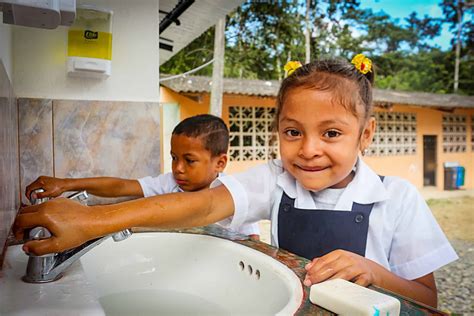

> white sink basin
[1,232,303,315]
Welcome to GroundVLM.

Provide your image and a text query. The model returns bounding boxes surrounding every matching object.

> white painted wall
[12,0,159,102]
[0,14,13,81]
[161,102,180,173]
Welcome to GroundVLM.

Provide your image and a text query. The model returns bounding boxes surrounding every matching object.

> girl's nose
[298,137,323,159]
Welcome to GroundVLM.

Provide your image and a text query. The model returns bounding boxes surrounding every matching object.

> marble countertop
[4,225,447,315]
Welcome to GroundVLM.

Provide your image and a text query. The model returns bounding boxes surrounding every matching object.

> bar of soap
[310,279,400,316]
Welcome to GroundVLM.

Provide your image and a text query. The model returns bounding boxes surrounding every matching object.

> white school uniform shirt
[138,173,260,236]
[212,158,458,280]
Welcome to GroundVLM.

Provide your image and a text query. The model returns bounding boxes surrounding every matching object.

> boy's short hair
[172,114,229,156]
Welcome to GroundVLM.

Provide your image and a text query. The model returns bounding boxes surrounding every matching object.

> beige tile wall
[19,99,162,205]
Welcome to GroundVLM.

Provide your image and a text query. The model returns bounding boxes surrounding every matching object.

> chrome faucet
[22,189,132,283]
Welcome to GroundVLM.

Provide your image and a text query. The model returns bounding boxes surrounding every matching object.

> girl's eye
[171,155,177,161]
[284,129,301,137]
[186,159,196,164]
[324,130,341,138]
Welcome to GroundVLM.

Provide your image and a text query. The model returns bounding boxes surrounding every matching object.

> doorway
[423,135,437,186]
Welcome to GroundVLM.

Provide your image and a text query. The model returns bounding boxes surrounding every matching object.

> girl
[15,56,457,308]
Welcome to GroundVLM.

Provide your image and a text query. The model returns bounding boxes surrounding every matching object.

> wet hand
[13,198,96,256]
[25,176,66,201]
[303,249,378,287]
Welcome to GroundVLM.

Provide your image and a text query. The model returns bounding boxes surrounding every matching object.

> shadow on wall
[0,61,20,267]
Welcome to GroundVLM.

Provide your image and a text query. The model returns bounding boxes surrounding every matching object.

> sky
[358,0,453,50]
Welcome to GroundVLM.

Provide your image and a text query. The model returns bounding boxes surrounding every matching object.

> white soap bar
[310,279,400,316]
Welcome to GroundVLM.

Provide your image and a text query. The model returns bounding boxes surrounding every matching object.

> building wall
[0,15,19,267]
[1,1,160,264]
[164,90,474,189]
[0,15,13,80]
[13,0,160,102]
[366,105,473,190]
[0,61,19,267]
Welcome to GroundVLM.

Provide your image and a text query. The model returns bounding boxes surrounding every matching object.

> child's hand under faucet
[14,198,102,255]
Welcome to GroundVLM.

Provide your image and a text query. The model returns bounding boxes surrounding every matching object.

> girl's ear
[360,117,376,154]
[215,153,228,172]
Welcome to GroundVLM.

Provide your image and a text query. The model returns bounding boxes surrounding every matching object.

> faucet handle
[28,226,52,240]
[67,190,89,205]
[29,188,49,205]
[112,229,132,242]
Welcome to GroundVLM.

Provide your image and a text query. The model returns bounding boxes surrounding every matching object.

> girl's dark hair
[274,58,375,131]
[172,114,229,156]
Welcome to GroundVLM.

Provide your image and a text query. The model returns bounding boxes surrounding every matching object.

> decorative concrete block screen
[442,114,467,153]
[229,106,278,161]
[369,112,417,156]
[471,115,474,152]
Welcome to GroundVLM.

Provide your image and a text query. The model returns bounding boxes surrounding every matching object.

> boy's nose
[173,161,185,173]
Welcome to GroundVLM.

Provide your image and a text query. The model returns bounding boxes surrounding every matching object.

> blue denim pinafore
[277,176,383,260]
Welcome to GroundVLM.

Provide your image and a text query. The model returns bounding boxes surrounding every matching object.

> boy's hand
[303,249,379,287]
[13,198,97,255]
[25,176,67,201]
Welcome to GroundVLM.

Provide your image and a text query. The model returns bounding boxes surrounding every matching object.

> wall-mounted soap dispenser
[67,5,113,79]
[0,0,75,29]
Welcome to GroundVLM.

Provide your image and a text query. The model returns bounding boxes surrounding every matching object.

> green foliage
[160,0,474,95]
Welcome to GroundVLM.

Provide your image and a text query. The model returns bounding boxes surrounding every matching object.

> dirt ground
[428,196,474,241]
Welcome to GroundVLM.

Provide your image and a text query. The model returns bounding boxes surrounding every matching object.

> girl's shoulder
[378,175,426,209]
[380,175,417,192]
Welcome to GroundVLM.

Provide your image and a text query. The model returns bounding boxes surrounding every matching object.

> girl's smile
[278,87,366,191]
[295,164,328,172]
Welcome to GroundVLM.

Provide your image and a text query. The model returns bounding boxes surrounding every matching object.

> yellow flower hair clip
[351,54,372,74]
[284,61,303,77]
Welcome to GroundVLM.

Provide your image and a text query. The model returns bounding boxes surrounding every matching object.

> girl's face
[278,87,374,191]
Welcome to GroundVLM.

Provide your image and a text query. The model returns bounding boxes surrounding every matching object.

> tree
[160,1,473,95]
[440,0,474,92]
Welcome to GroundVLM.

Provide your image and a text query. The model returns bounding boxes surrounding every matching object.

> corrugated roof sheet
[161,75,474,108]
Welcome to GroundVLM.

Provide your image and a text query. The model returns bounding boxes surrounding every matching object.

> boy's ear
[360,117,376,152]
[215,153,228,171]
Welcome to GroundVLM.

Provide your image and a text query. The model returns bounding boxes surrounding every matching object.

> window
[442,114,466,153]
[471,115,474,152]
[369,112,417,156]
[228,106,278,161]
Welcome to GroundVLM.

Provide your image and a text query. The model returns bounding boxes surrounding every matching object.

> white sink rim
[80,232,304,315]
[1,232,304,316]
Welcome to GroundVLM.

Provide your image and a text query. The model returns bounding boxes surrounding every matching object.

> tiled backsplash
[18,99,54,204]
[0,61,20,266]
[1,93,161,267]
[19,99,162,205]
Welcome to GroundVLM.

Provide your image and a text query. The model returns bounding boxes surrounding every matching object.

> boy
[26,114,260,239]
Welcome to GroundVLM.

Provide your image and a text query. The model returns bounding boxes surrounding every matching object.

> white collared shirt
[138,173,260,236]
[213,158,458,280]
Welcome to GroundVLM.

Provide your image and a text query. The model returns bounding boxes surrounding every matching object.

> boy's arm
[64,177,144,197]
[14,185,235,255]
[26,176,144,199]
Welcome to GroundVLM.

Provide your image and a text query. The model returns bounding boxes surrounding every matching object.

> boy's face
[170,134,227,192]
[278,87,374,191]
